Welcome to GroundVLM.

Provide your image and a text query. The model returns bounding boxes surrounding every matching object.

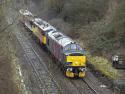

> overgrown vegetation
[78,0,125,56]
[88,55,119,79]
[46,0,109,24]
[39,0,125,79]
[41,0,125,56]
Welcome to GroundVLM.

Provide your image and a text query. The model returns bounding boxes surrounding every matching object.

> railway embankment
[0,32,20,94]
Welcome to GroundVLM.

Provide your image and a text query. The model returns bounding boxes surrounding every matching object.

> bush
[44,0,109,24]
[89,56,119,79]
[61,0,109,24]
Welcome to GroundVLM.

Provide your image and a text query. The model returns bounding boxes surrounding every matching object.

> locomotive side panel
[46,35,61,60]
[31,23,41,38]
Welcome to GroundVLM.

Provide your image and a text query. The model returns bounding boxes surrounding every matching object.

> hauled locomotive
[19,9,87,78]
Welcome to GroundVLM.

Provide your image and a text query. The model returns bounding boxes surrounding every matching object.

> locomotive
[19,9,87,78]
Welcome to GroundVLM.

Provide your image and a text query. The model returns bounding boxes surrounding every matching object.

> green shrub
[89,56,119,79]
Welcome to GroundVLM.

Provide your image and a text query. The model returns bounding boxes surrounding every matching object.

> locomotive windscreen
[63,43,85,55]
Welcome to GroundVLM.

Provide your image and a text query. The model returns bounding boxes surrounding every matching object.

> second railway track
[82,79,98,94]
[14,27,61,94]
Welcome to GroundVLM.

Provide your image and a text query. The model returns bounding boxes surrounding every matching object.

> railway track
[82,70,113,94]
[20,25,105,94]
[14,29,61,94]
[14,24,113,94]
[17,22,98,94]
[69,79,98,94]
[19,24,99,94]
[82,79,98,94]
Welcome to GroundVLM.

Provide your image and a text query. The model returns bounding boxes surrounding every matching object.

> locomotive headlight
[79,68,86,72]
[80,68,84,71]
[67,68,73,71]
[69,68,73,71]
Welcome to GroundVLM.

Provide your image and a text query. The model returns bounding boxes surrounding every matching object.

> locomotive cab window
[70,44,77,50]
[63,44,84,52]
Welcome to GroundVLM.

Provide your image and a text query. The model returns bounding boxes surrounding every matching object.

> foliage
[61,0,108,24]
[88,56,119,79]
[109,1,125,47]
[44,0,109,24]
[47,0,64,13]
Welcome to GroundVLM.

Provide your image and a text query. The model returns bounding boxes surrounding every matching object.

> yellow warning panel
[32,26,40,38]
[42,36,46,44]
[67,56,86,66]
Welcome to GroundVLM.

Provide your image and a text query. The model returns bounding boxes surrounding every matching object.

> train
[19,9,87,78]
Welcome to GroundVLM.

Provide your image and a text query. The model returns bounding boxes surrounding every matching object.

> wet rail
[14,30,61,94]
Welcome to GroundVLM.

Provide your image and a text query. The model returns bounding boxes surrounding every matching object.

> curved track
[20,23,114,94]
[20,24,99,94]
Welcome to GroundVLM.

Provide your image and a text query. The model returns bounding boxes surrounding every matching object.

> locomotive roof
[48,30,74,47]
[19,9,33,16]
[32,18,56,32]
[32,17,75,47]
[20,10,79,48]
[20,10,56,32]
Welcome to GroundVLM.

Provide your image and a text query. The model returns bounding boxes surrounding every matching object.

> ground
[0,30,20,94]
[0,54,17,94]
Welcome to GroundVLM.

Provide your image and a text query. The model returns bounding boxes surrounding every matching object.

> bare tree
[47,0,64,13]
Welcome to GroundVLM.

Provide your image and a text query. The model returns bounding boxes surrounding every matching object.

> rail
[82,79,99,94]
